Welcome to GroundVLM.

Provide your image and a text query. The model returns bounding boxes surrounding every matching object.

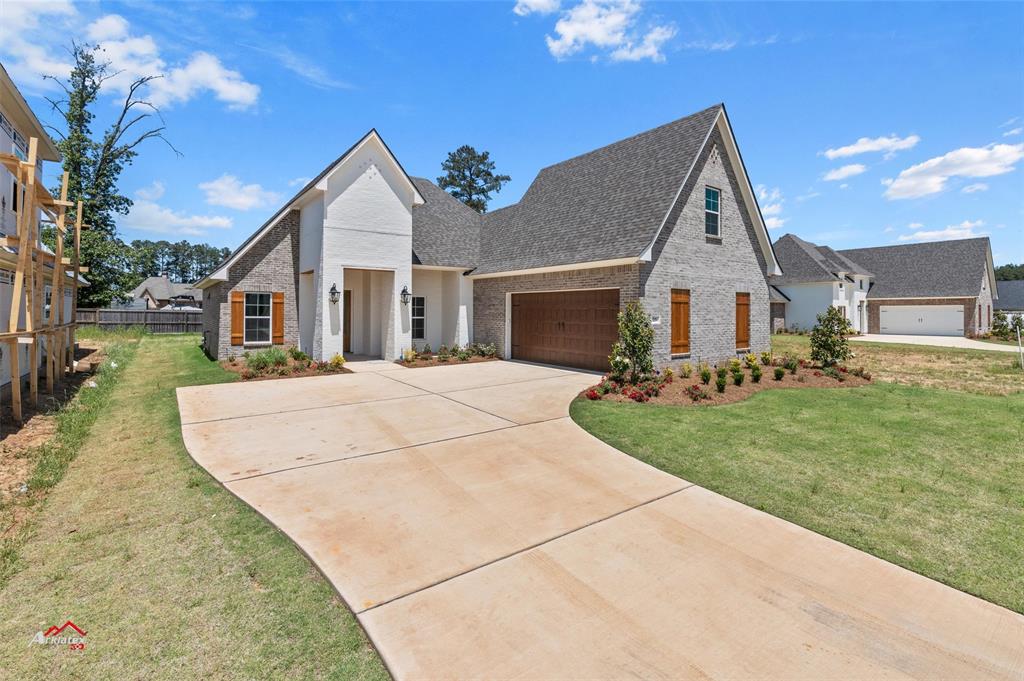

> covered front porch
[407,266,473,353]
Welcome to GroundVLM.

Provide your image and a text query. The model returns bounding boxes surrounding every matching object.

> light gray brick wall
[472,264,641,358]
[205,210,301,360]
[640,129,772,367]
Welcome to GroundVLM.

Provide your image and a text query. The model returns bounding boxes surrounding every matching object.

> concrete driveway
[178,361,1024,680]
[852,333,1021,353]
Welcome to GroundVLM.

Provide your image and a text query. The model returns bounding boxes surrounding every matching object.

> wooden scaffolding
[0,135,86,430]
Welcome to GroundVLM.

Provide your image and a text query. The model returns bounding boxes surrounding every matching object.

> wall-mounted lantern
[329,283,340,305]
[400,285,411,306]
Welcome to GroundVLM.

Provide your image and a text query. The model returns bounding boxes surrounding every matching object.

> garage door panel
[879,304,964,336]
[512,289,620,371]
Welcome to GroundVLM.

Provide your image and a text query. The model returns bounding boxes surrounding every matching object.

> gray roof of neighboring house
[410,177,481,268]
[471,104,724,275]
[995,280,1024,311]
[132,275,200,301]
[769,234,872,285]
[769,285,790,302]
[838,237,992,299]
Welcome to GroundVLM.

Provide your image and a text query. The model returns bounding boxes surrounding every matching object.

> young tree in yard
[43,43,178,307]
[810,306,853,367]
[611,301,655,384]
[437,145,510,213]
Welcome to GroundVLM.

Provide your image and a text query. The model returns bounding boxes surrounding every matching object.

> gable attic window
[411,296,425,341]
[704,187,720,237]
[244,292,272,344]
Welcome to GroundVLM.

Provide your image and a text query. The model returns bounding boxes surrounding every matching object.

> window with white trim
[704,187,720,236]
[244,292,271,344]
[411,296,425,341]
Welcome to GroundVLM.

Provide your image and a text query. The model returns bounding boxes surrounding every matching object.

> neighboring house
[769,234,872,333]
[197,104,781,371]
[0,63,80,387]
[995,280,1024,323]
[771,234,997,337]
[131,275,202,309]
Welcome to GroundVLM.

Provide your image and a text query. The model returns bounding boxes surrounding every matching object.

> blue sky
[4,1,1023,264]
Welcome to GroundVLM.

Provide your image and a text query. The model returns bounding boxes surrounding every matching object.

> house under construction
[0,62,88,429]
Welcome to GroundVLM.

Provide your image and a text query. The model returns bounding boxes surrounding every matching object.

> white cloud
[0,1,77,90]
[543,0,676,63]
[123,200,232,237]
[1003,127,1022,137]
[86,14,130,41]
[823,134,920,160]
[883,226,895,233]
[795,190,820,203]
[823,164,867,181]
[882,143,1024,199]
[754,185,785,228]
[514,0,561,16]
[135,181,165,201]
[897,219,987,243]
[611,24,677,62]
[681,39,736,52]
[288,177,312,187]
[907,222,923,229]
[199,174,281,211]
[243,43,351,90]
[1000,117,1019,128]
[0,7,258,110]
[962,183,988,194]
[839,183,849,189]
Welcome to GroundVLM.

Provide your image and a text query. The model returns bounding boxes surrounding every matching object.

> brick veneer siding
[472,264,641,359]
[640,129,772,366]
[205,210,301,360]
[866,297,979,335]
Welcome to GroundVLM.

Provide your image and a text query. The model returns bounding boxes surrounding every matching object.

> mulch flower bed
[397,355,499,368]
[221,351,351,382]
[582,358,872,407]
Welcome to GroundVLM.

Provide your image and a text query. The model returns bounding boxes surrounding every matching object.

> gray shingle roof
[132,275,199,301]
[769,234,871,285]
[471,104,723,275]
[838,238,991,299]
[410,177,481,268]
[995,280,1024,311]
[769,285,790,302]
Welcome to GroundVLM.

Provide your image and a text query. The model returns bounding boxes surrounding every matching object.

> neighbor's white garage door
[879,305,964,335]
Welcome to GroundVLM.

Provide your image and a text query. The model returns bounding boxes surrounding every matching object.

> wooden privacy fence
[76,308,202,334]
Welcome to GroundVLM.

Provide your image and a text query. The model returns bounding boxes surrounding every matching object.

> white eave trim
[466,257,641,280]
[639,107,782,276]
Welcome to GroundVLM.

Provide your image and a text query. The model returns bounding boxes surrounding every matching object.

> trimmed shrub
[751,364,762,383]
[810,305,853,367]
[773,367,785,381]
[680,361,693,378]
[699,363,711,385]
[715,376,727,393]
[759,351,772,366]
[732,371,744,386]
[614,301,655,384]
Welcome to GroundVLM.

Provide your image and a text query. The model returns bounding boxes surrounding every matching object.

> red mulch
[583,364,872,407]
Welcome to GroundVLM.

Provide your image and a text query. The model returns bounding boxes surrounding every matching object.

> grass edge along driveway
[0,334,387,681]
[571,382,1024,614]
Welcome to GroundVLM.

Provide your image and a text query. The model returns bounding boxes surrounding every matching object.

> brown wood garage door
[511,289,620,371]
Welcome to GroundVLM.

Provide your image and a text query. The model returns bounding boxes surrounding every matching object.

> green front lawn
[0,334,386,680]
[772,333,1023,395]
[571,383,1024,613]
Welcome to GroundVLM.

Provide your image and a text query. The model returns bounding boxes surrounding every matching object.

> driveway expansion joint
[356,483,694,615]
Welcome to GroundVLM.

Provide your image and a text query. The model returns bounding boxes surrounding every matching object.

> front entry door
[343,290,352,353]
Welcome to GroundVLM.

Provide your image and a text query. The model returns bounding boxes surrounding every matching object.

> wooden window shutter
[272,292,285,344]
[230,291,244,345]
[671,289,690,354]
[735,292,750,349]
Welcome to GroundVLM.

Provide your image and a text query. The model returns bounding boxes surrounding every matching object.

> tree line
[995,263,1024,281]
